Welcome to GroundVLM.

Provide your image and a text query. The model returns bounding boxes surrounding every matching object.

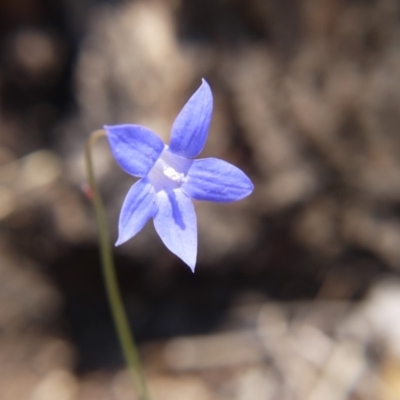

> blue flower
[105,79,253,271]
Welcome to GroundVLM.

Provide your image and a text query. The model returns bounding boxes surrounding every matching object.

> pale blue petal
[153,189,197,271]
[116,178,158,245]
[169,79,213,158]
[182,158,254,202]
[105,124,165,177]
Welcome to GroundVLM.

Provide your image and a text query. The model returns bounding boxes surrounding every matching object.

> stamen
[148,151,189,192]
[163,167,187,183]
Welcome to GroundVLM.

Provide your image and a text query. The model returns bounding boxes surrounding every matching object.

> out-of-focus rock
[0,249,76,400]
[149,375,216,400]
[132,278,400,400]
[75,1,192,133]
[31,369,79,400]
[343,279,400,359]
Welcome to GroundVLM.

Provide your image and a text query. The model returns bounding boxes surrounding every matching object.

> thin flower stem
[85,129,151,400]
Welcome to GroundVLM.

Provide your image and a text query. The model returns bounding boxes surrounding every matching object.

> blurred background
[0,0,400,398]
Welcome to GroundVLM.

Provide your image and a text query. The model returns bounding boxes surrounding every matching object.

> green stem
[85,130,150,400]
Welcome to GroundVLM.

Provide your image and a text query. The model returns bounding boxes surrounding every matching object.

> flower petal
[105,124,165,177]
[169,79,213,158]
[182,158,254,202]
[153,189,197,271]
[116,178,158,245]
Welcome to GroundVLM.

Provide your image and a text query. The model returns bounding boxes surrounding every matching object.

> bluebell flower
[105,79,253,271]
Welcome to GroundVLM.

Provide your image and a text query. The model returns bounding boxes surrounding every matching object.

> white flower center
[163,166,186,183]
[148,148,192,192]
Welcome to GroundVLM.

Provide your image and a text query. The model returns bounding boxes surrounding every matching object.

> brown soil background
[0,0,400,399]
